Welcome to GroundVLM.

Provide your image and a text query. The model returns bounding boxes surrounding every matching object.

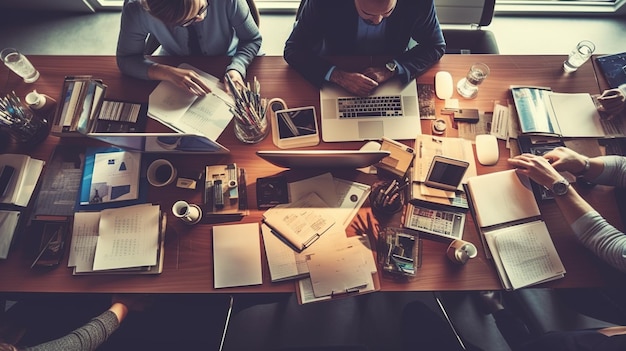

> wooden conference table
[0,54,623,294]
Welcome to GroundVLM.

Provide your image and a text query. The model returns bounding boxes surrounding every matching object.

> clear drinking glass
[456,63,490,99]
[1,48,40,83]
[233,109,269,144]
[563,40,595,73]
[0,92,49,144]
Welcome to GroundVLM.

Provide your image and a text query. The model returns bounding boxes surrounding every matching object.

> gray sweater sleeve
[22,310,120,351]
[570,156,626,272]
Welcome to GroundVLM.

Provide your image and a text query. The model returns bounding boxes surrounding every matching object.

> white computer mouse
[435,71,454,100]
[475,134,499,166]
[360,140,382,151]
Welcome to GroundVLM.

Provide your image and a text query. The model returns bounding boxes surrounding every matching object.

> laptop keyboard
[337,95,402,118]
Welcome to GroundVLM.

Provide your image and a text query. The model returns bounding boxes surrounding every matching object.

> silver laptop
[319,78,421,142]
[256,150,390,169]
[85,133,230,154]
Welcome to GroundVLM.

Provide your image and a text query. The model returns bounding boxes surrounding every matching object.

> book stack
[52,75,146,137]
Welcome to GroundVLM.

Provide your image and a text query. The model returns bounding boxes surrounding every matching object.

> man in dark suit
[284,0,445,96]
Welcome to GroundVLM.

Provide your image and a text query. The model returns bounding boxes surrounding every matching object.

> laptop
[84,133,230,154]
[319,78,421,142]
[256,150,390,169]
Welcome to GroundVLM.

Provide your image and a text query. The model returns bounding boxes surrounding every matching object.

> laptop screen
[86,133,230,154]
[256,150,390,168]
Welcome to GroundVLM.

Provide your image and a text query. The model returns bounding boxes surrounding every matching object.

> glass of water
[456,62,490,99]
[1,48,40,83]
[563,40,595,73]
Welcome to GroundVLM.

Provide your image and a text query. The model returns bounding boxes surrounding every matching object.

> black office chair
[434,0,500,54]
[141,0,261,56]
[295,0,498,55]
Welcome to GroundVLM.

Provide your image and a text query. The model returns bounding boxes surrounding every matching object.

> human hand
[153,64,212,96]
[112,293,158,313]
[541,147,588,174]
[361,66,394,85]
[330,69,379,96]
[507,153,563,188]
[224,69,244,95]
[597,88,626,117]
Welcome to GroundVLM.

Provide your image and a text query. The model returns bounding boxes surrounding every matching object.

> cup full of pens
[226,75,268,144]
[370,178,407,217]
[0,91,50,145]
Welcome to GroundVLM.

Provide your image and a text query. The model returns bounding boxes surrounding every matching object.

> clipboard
[294,235,381,305]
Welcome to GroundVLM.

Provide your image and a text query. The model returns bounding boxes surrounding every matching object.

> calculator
[403,203,466,239]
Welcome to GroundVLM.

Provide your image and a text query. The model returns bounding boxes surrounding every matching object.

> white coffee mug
[147,159,176,187]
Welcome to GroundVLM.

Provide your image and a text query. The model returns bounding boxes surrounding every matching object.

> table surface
[0,54,623,294]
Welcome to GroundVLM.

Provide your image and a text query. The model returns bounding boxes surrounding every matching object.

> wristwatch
[576,157,591,176]
[551,178,570,196]
[385,61,397,74]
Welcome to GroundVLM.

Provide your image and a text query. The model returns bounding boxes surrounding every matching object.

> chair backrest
[297,0,494,27]
[246,0,261,27]
[434,0,495,27]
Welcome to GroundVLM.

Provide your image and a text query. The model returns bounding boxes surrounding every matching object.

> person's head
[142,0,209,27]
[354,0,397,25]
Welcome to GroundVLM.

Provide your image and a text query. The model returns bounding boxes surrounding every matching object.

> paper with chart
[486,220,565,290]
[92,204,160,271]
[262,192,337,251]
[148,63,234,139]
[80,150,140,205]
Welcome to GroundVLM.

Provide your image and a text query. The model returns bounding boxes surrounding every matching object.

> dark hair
[143,0,199,26]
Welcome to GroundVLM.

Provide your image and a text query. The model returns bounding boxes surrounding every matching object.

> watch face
[552,179,569,196]
[385,62,397,72]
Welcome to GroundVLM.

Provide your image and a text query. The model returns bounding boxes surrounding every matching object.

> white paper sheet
[213,222,263,288]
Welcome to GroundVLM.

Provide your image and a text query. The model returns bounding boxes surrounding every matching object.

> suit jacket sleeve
[283,0,445,87]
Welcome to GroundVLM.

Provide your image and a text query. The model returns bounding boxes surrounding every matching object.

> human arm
[23,306,123,351]
[223,0,262,84]
[115,1,212,95]
[508,153,626,272]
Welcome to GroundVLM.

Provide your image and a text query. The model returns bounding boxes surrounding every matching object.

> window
[95,0,624,14]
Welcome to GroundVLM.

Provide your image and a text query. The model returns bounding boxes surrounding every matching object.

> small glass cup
[370,179,405,217]
[456,62,490,99]
[563,40,595,73]
[1,48,40,83]
[0,92,49,145]
[233,109,269,144]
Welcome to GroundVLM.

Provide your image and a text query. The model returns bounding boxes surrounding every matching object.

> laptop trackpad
[358,121,384,139]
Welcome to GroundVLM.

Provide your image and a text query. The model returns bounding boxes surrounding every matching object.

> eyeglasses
[180,1,209,27]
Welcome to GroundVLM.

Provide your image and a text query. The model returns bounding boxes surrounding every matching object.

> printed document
[486,221,565,290]
[148,63,234,139]
[287,173,370,229]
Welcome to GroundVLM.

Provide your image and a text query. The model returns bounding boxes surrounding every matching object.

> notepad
[213,222,263,288]
[465,169,565,290]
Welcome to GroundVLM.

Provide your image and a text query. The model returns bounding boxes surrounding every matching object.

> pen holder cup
[233,107,269,144]
[370,180,405,217]
[0,92,50,146]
